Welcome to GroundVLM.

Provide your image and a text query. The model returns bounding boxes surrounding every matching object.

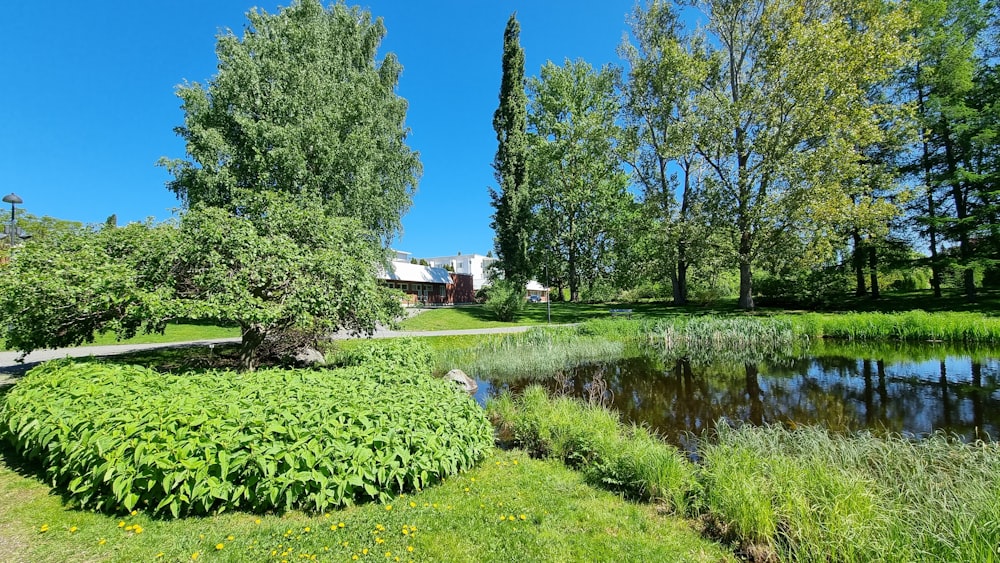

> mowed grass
[1,323,240,352]
[0,448,733,563]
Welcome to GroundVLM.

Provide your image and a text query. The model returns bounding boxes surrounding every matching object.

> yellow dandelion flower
[98,538,107,545]
[519,514,527,520]
[464,487,470,492]
[512,460,518,465]
[352,557,358,561]
[255,518,262,525]
[130,510,138,516]
[227,535,234,541]
[508,515,515,521]
[135,526,145,534]
[191,552,199,560]
[117,521,125,528]
[339,522,345,528]
[407,546,414,553]
[409,501,416,508]
[385,552,392,558]
[331,525,337,530]
[470,477,476,482]
[376,537,385,544]
[342,541,349,547]
[155,553,164,558]
[363,548,369,554]
[324,513,330,518]
[432,503,438,509]
[215,544,224,551]
[39,524,49,533]
[423,503,429,507]
[499,515,506,521]
[385,505,393,511]
[409,525,417,532]
[199,534,205,539]
[303,527,310,533]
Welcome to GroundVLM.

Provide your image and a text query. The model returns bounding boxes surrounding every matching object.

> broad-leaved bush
[0,360,492,517]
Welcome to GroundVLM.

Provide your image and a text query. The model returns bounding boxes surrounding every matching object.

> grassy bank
[0,447,732,562]
[488,387,1000,562]
[0,323,241,352]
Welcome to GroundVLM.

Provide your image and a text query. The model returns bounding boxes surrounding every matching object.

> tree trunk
[853,230,867,296]
[942,127,976,299]
[868,244,880,300]
[737,230,754,309]
[240,325,266,371]
[918,83,943,298]
[675,254,688,305]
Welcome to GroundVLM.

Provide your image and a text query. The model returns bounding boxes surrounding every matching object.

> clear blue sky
[3,1,638,258]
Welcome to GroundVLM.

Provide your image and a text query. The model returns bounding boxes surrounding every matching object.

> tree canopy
[159,0,420,244]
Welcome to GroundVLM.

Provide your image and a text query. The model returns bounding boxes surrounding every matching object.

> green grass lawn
[1,323,241,352]
[400,289,1000,332]
[0,447,733,563]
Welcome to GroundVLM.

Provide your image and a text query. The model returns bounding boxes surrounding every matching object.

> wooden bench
[609,308,633,319]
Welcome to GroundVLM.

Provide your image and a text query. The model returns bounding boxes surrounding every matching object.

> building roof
[381,261,453,284]
[526,280,548,292]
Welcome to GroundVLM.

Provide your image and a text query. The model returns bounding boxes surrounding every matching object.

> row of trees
[0,1,418,369]
[491,0,1000,308]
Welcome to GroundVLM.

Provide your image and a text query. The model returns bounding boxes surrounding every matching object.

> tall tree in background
[526,60,632,302]
[620,0,708,305]
[159,0,420,244]
[490,13,533,286]
[688,0,911,309]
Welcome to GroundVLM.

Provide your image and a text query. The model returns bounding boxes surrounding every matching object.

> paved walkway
[0,326,534,381]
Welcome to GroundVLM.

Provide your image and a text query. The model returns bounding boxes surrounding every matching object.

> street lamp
[2,193,26,248]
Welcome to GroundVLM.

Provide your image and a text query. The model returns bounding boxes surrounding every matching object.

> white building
[424,253,497,291]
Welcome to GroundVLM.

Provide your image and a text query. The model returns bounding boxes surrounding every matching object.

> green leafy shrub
[0,360,492,517]
[336,338,433,374]
[483,280,525,322]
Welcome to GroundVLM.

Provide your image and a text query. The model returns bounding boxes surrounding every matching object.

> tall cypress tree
[489,13,531,286]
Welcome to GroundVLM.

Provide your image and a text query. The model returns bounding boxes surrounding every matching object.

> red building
[380,261,475,306]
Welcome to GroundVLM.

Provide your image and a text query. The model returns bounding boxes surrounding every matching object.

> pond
[470,342,1000,447]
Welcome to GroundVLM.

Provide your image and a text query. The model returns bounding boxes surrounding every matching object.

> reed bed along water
[787,310,1000,342]
[699,425,1000,562]
[436,326,626,380]
[489,386,1000,563]
[650,316,799,365]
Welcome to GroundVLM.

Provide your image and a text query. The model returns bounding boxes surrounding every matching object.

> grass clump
[651,316,798,364]
[0,359,492,517]
[698,424,1000,562]
[487,386,695,513]
[439,326,626,379]
[333,337,432,373]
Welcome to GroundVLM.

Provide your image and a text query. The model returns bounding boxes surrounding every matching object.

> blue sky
[3,1,639,258]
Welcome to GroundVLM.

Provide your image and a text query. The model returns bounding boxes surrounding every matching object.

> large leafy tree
[489,12,533,286]
[687,0,911,309]
[159,0,420,243]
[620,0,709,305]
[173,193,401,371]
[526,59,632,302]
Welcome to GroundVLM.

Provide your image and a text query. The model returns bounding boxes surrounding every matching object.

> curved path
[0,325,535,379]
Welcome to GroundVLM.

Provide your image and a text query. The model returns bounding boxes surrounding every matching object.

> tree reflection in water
[473,341,1000,446]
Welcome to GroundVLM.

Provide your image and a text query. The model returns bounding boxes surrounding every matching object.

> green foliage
[698,424,1000,562]
[787,310,1000,342]
[159,0,420,243]
[335,338,433,374]
[490,13,533,285]
[754,266,851,309]
[483,279,526,322]
[486,386,695,512]
[526,59,633,302]
[0,224,177,355]
[0,360,492,517]
[173,193,402,370]
[440,326,626,380]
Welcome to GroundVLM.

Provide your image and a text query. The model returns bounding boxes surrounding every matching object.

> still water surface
[472,344,1000,446]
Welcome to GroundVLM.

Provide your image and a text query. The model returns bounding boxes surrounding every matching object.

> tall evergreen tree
[490,13,532,286]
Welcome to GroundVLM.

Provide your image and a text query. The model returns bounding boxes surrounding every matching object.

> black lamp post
[3,193,24,248]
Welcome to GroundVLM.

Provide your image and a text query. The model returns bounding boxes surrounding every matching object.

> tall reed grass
[437,326,626,379]
[788,310,1000,342]
[698,424,1000,562]
[651,316,799,365]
